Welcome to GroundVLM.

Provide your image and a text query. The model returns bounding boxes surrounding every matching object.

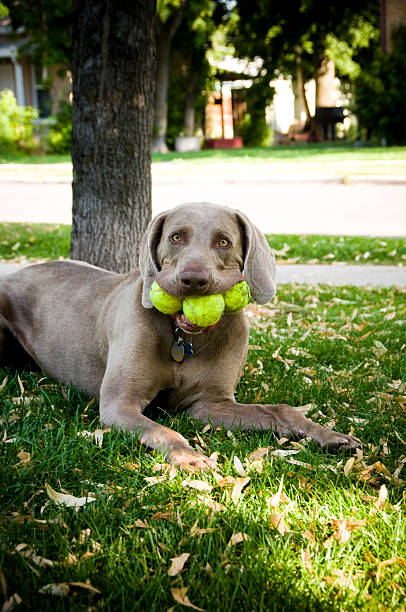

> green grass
[1,283,405,611]
[0,152,71,164]
[1,222,405,266]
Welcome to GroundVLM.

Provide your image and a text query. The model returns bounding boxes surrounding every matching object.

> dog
[0,202,360,470]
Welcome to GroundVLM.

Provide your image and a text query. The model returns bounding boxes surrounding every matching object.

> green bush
[236,79,275,146]
[47,100,72,153]
[353,24,406,144]
[0,89,38,152]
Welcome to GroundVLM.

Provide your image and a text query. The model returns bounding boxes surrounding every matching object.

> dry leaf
[269,512,290,535]
[231,477,250,503]
[268,475,290,508]
[17,375,25,396]
[227,532,250,547]
[19,548,55,568]
[271,449,300,458]
[233,456,246,477]
[45,482,96,507]
[182,479,213,493]
[168,552,190,576]
[2,593,22,612]
[343,457,355,476]
[301,546,313,575]
[15,451,30,467]
[248,447,270,461]
[376,557,406,583]
[38,583,70,596]
[190,520,218,537]
[372,484,388,513]
[171,587,204,611]
[68,581,101,594]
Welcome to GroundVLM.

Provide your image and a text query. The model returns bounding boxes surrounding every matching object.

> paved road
[1,261,404,287]
[1,173,406,236]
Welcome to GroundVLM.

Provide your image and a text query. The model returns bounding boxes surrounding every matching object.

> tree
[70,0,156,272]
[233,0,378,130]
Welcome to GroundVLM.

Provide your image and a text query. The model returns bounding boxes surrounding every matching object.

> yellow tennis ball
[183,294,225,327]
[150,281,183,314]
[223,281,250,314]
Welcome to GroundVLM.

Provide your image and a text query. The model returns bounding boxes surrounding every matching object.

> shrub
[47,100,72,153]
[0,89,38,152]
[353,24,406,144]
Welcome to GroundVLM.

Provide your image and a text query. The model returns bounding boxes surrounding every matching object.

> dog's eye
[218,238,231,248]
[170,233,182,244]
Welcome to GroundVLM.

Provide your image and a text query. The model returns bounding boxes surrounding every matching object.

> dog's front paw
[317,428,362,452]
[169,447,216,472]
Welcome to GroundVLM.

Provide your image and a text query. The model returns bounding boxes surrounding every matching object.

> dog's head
[139,202,276,309]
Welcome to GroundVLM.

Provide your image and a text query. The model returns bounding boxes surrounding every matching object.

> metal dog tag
[183,341,193,356]
[171,340,185,363]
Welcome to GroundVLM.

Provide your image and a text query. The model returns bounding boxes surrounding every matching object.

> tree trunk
[295,54,311,125]
[70,0,156,273]
[184,69,199,136]
[152,9,184,153]
[315,56,336,107]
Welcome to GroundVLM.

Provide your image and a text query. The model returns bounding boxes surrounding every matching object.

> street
[1,174,406,236]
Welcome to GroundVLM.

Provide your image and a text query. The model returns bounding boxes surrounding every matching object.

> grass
[1,283,405,611]
[1,222,405,266]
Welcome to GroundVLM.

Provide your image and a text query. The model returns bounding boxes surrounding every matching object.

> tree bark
[295,54,311,125]
[70,0,156,273]
[152,8,184,153]
[184,69,199,136]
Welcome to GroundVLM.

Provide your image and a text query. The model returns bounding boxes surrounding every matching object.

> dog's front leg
[187,398,361,451]
[99,374,216,472]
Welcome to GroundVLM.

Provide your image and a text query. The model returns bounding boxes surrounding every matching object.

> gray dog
[0,202,360,470]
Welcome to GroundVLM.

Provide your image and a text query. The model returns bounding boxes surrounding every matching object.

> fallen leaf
[269,475,290,508]
[233,456,246,477]
[168,552,190,576]
[231,477,250,503]
[301,546,313,575]
[271,449,300,458]
[248,447,270,461]
[190,520,218,537]
[227,532,250,547]
[15,451,30,467]
[68,581,101,594]
[38,583,70,596]
[343,457,355,476]
[376,557,406,583]
[2,593,22,612]
[269,512,290,535]
[182,479,213,493]
[171,587,204,611]
[45,482,96,508]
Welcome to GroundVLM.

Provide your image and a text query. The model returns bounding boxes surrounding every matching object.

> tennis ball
[223,281,250,314]
[150,281,183,314]
[183,294,225,327]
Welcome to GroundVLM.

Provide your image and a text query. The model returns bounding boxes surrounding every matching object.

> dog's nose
[179,266,211,293]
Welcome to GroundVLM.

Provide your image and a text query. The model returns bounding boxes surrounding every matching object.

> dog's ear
[139,212,167,308]
[235,211,276,304]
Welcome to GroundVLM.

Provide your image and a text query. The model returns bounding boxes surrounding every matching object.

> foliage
[0,90,38,153]
[353,25,406,145]
[1,283,405,610]
[48,101,72,154]
[3,0,72,68]
[236,79,275,146]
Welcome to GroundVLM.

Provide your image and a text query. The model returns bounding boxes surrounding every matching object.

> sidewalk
[1,261,404,287]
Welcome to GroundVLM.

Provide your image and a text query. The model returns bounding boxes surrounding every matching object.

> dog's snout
[179,265,212,293]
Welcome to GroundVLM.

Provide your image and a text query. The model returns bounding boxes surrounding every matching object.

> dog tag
[183,341,193,356]
[171,340,185,363]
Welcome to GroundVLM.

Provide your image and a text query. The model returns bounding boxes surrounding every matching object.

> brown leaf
[269,475,290,508]
[301,546,313,576]
[233,456,246,477]
[231,477,250,503]
[227,532,250,547]
[171,587,204,611]
[343,457,355,476]
[15,451,30,467]
[182,479,213,493]
[168,552,190,577]
[38,583,70,596]
[269,512,290,535]
[376,557,406,583]
[68,581,101,594]
[190,520,218,537]
[2,593,22,612]
[248,447,270,461]
[45,482,96,507]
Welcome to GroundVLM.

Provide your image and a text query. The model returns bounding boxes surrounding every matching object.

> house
[0,17,71,116]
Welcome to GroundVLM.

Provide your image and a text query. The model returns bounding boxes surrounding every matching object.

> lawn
[1,283,405,611]
[1,222,405,266]
[1,143,406,177]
